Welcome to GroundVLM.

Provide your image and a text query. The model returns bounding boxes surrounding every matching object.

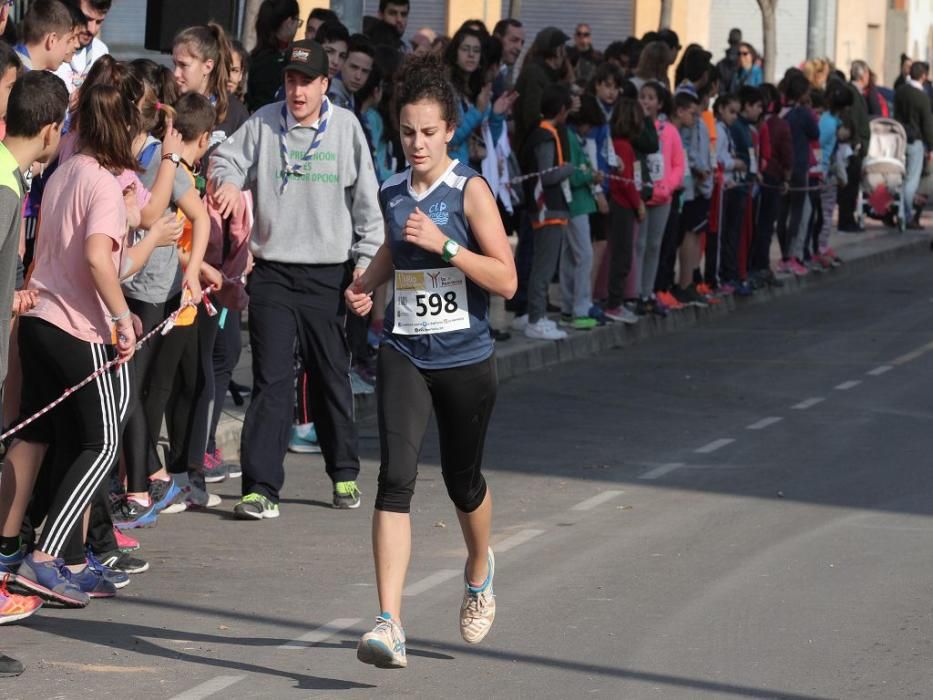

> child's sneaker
[604,306,639,324]
[202,452,227,484]
[358,613,407,668]
[0,546,24,577]
[460,547,496,644]
[524,318,567,340]
[0,577,42,625]
[213,449,241,479]
[288,423,321,454]
[14,555,89,608]
[113,528,140,552]
[790,259,809,276]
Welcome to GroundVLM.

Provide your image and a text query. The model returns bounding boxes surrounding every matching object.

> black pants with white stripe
[16,317,129,559]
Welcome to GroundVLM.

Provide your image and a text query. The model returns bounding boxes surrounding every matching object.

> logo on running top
[428,201,449,226]
[389,195,404,209]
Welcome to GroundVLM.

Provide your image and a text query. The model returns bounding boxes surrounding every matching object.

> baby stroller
[856,118,907,231]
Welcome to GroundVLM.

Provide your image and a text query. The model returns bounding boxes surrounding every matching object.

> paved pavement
[6,234,933,698]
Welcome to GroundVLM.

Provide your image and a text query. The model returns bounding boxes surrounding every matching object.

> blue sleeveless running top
[379,159,493,369]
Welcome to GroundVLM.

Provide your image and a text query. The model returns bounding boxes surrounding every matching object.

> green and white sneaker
[333,481,361,509]
[357,612,407,668]
[460,547,496,644]
[233,493,279,520]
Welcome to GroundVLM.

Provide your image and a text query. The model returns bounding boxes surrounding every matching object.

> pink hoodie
[647,118,686,207]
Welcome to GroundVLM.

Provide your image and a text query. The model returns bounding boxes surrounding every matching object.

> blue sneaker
[112,496,159,530]
[0,546,24,578]
[68,563,117,599]
[288,424,321,454]
[86,550,130,590]
[588,305,609,326]
[735,280,754,297]
[14,555,89,607]
[149,477,182,513]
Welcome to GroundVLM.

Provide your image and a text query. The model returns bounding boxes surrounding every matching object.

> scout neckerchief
[279,96,330,193]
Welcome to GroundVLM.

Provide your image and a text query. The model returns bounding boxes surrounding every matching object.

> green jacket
[568,127,597,218]
[894,83,933,149]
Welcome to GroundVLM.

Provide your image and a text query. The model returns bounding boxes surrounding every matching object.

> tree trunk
[758,0,778,83]
[242,0,263,50]
[659,0,674,29]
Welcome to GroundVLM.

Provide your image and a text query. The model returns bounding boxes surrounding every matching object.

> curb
[215,231,932,458]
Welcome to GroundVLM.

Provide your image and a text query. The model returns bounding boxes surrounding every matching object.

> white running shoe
[460,547,496,644]
[358,613,407,668]
[524,319,567,340]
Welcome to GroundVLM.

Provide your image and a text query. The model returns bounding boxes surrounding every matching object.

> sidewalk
[212,223,933,459]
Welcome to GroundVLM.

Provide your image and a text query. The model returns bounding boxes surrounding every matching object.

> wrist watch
[162,152,182,167]
[441,239,461,262]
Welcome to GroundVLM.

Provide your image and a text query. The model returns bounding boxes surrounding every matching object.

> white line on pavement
[695,438,735,454]
[403,570,460,597]
[279,618,362,650]
[891,340,933,366]
[792,397,825,410]
[570,490,625,511]
[639,463,686,480]
[496,528,546,552]
[170,675,245,700]
[867,365,894,377]
[746,416,783,430]
[835,380,862,391]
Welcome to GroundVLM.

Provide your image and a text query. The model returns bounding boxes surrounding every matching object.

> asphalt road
[5,251,933,699]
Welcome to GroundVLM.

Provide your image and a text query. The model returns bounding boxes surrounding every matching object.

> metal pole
[807,0,828,58]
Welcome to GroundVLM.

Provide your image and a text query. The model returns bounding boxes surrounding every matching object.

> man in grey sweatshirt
[210,40,384,519]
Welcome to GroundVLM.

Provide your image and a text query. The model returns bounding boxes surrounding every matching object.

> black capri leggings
[375,345,497,514]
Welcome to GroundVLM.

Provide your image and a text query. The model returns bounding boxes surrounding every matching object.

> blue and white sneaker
[288,423,321,454]
[460,547,496,644]
[358,612,407,668]
[69,562,117,599]
[588,305,609,326]
[0,546,24,578]
[86,550,130,589]
[111,496,159,530]
[149,477,182,513]
[14,555,89,607]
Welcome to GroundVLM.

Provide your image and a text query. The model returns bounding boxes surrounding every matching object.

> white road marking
[746,417,783,430]
[695,438,735,454]
[570,490,625,511]
[496,528,545,553]
[891,340,933,366]
[639,462,686,480]
[792,397,825,410]
[867,365,893,377]
[835,380,862,390]
[170,675,245,700]
[403,570,460,597]
[279,618,362,650]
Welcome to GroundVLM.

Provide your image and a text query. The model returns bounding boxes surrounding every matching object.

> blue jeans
[904,140,925,223]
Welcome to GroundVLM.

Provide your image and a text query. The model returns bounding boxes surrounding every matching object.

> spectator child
[519,83,574,340]
[228,40,249,102]
[781,73,819,274]
[605,98,645,324]
[316,20,350,83]
[753,83,792,283]
[561,95,604,330]
[813,81,853,267]
[14,0,77,72]
[727,85,763,293]
[329,33,374,111]
[634,82,684,316]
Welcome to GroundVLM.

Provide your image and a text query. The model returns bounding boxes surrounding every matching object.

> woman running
[346,54,517,669]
